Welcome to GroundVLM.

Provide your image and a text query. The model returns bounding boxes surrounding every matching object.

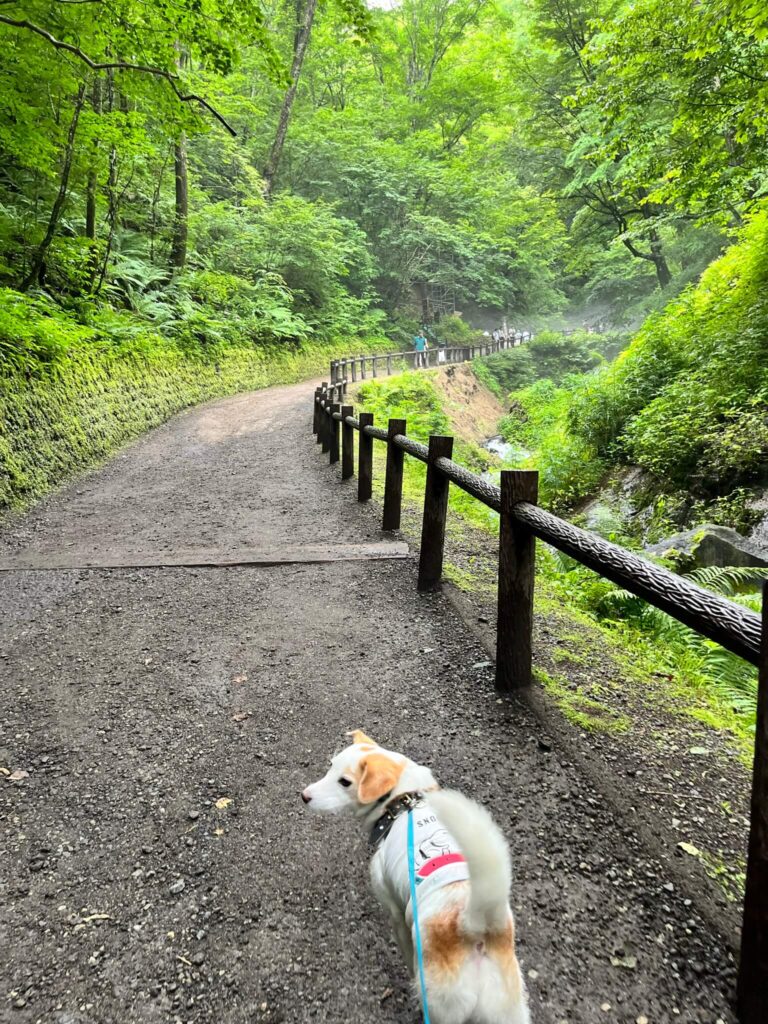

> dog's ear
[346,729,376,747]
[357,752,403,804]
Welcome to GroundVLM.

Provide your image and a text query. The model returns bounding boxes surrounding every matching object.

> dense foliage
[566,209,768,517]
[2,0,768,515]
[5,0,768,345]
[474,329,625,396]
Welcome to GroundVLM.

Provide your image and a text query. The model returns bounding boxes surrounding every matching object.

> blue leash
[407,809,432,1024]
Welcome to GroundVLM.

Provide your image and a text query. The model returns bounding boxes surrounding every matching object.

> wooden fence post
[317,386,328,445]
[496,469,538,690]
[418,435,454,591]
[318,399,326,448]
[330,403,340,464]
[358,412,374,502]
[383,418,406,531]
[312,387,322,435]
[341,405,354,480]
[351,358,357,383]
[738,581,768,1024]
[360,355,367,380]
[321,402,331,454]
[372,356,378,378]
[387,354,393,375]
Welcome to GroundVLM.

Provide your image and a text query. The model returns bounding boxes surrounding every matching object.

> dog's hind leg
[386,899,415,974]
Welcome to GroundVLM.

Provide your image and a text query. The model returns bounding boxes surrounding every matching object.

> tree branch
[0,15,236,135]
[621,237,655,263]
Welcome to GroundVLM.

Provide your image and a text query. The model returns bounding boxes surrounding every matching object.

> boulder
[747,489,768,549]
[646,523,768,569]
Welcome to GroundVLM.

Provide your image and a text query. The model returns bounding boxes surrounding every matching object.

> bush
[477,329,607,397]
[358,372,450,440]
[499,379,606,511]
[431,315,482,346]
[569,204,768,491]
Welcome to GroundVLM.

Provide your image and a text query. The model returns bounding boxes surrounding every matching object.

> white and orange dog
[302,730,530,1024]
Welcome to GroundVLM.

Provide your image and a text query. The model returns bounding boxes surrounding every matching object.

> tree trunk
[21,83,86,292]
[638,198,672,290]
[85,175,97,239]
[85,76,102,240]
[263,0,319,196]
[169,132,188,271]
[150,150,170,262]
[647,226,671,289]
[93,144,120,296]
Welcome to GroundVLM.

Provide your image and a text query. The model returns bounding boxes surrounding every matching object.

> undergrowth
[356,371,499,532]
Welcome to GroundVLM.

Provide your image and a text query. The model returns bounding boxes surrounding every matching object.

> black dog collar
[369,792,423,850]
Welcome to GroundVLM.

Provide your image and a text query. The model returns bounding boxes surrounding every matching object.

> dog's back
[416,790,530,1024]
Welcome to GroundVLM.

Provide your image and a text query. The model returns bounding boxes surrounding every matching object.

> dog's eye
[339,777,352,788]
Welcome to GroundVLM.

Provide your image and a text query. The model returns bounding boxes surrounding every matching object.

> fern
[686,564,768,598]
[548,556,762,722]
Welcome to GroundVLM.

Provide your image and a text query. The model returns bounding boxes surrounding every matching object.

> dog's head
[301,730,436,817]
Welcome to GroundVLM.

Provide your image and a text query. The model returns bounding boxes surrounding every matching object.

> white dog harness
[373,795,470,906]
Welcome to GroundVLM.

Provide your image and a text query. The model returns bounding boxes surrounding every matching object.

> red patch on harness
[417,853,467,878]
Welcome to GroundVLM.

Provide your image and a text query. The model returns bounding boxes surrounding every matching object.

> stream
[483,434,528,462]
[481,435,532,487]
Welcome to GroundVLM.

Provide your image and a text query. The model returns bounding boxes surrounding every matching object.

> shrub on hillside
[568,205,768,492]
[477,329,610,397]
[499,379,606,511]
[358,372,450,440]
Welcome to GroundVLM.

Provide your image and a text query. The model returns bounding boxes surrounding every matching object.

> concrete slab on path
[0,541,410,572]
[0,379,737,1024]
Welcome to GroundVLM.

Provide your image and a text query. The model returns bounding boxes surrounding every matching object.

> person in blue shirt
[412,331,429,368]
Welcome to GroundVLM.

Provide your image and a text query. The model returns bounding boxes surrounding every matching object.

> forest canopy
[2,0,767,355]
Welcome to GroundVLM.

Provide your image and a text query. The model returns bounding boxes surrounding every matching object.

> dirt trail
[0,381,738,1024]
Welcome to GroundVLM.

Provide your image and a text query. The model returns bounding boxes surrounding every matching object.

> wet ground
[0,380,740,1023]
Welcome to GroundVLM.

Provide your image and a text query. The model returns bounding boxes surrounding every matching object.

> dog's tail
[426,789,511,935]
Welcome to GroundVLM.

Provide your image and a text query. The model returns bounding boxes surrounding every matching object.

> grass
[535,668,632,734]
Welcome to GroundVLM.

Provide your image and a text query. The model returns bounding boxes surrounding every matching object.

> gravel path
[1,381,738,1024]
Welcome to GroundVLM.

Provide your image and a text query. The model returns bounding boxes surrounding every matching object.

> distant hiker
[437,337,447,364]
[413,331,429,368]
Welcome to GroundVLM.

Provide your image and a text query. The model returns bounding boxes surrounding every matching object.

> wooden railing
[328,333,532,384]
[312,374,768,1023]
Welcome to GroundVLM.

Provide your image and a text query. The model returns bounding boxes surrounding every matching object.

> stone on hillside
[747,489,768,550]
[646,524,768,569]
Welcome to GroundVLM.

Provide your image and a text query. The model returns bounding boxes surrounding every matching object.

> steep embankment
[430,362,505,443]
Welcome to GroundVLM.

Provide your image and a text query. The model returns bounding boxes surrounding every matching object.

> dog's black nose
[301,791,311,804]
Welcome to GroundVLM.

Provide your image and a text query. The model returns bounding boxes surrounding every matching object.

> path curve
[1,381,736,1023]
